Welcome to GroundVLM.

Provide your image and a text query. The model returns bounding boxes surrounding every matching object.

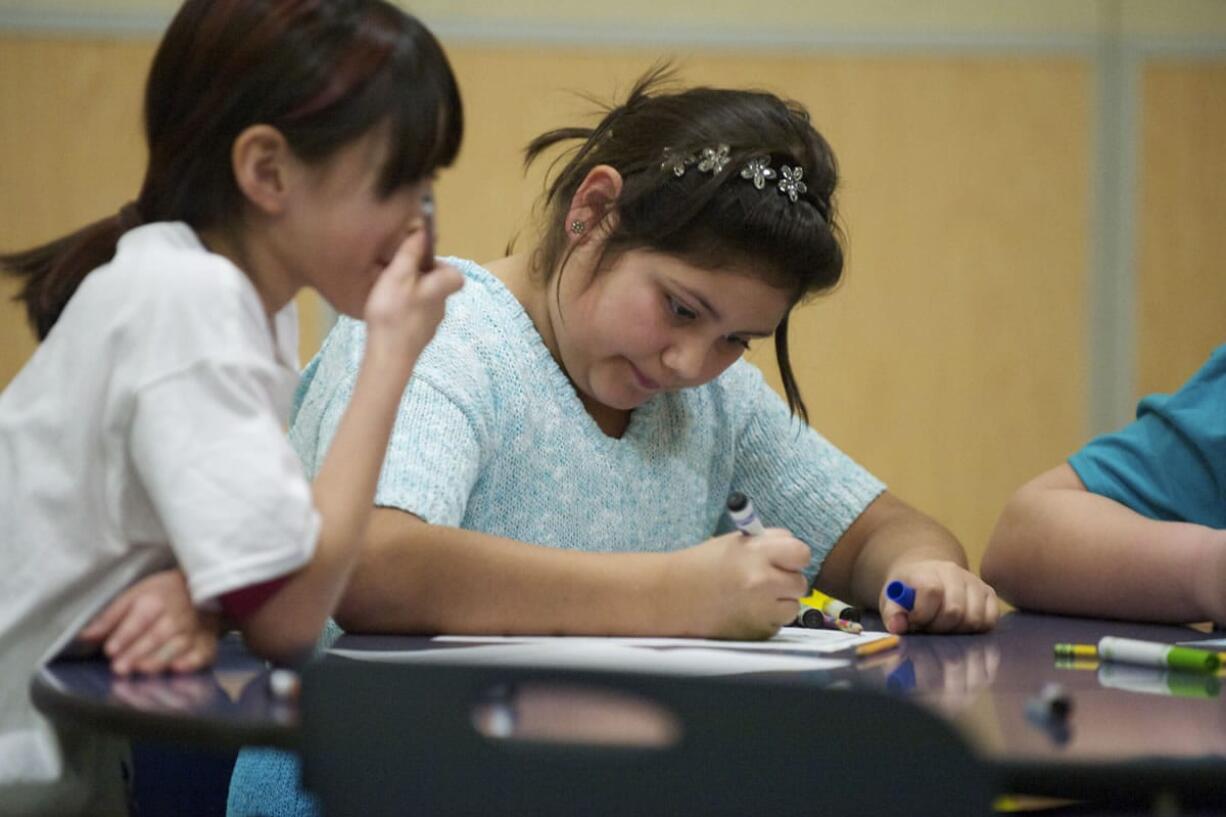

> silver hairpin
[777,165,807,203]
[662,146,809,206]
[696,144,730,174]
[660,147,692,177]
[740,157,777,190]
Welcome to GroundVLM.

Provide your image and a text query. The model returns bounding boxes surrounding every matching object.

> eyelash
[666,296,751,350]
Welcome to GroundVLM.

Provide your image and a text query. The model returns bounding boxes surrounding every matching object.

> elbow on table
[981,487,1044,608]
[239,617,319,667]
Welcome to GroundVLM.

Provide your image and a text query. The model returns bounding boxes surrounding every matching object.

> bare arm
[815,491,998,634]
[982,463,1226,624]
[335,508,810,640]
[240,232,463,663]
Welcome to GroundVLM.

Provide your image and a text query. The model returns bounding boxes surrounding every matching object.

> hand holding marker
[726,493,862,633]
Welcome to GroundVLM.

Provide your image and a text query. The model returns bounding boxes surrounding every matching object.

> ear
[565,164,623,241]
[231,124,296,217]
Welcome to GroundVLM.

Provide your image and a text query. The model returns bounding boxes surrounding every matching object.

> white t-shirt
[0,222,320,815]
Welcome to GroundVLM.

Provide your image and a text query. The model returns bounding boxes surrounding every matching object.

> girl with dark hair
[228,67,997,817]
[0,1,463,813]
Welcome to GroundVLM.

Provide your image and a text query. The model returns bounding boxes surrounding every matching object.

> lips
[629,362,660,391]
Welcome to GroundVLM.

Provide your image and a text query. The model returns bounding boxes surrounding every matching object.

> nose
[661,335,708,383]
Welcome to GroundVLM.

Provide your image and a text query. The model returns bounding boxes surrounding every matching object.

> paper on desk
[1177,637,1226,648]
[328,641,848,676]
[433,626,891,655]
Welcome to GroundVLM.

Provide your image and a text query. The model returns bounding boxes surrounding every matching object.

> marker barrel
[1097,636,1220,673]
[726,492,765,536]
[802,590,861,623]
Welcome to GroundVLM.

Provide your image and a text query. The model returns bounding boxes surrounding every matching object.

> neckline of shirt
[448,257,661,447]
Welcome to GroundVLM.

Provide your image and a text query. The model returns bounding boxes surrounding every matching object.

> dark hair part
[525,65,843,424]
[3,0,462,340]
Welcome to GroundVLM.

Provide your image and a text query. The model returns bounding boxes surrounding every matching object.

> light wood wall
[1,31,1223,570]
[1136,60,1226,396]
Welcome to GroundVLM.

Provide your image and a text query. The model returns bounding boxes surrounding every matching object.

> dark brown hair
[3,0,463,339]
[526,65,843,424]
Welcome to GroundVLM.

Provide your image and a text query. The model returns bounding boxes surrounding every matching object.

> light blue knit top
[227,257,885,817]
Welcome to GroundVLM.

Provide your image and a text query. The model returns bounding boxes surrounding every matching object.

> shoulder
[413,258,541,397]
[686,358,774,426]
[102,222,268,352]
[299,258,531,425]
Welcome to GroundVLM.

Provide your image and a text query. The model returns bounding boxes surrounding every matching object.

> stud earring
[570,220,585,235]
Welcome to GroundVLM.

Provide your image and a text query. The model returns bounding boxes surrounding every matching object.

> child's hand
[76,570,220,676]
[363,226,464,370]
[667,530,811,640]
[879,560,999,634]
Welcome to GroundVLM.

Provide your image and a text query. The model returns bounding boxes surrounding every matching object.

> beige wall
[1136,60,1226,396]
[1,3,1223,570]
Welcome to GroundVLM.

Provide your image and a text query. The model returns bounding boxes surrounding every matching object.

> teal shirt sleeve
[1068,344,1226,529]
[728,362,886,581]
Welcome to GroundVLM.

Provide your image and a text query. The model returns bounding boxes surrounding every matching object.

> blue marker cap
[886,580,916,611]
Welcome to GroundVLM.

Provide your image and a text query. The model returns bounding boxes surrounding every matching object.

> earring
[570,220,585,235]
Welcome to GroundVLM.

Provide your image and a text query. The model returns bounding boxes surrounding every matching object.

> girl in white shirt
[0,1,464,814]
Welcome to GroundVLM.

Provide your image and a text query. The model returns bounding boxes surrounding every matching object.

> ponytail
[2,201,143,339]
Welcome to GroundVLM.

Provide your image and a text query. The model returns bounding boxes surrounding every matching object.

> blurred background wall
[1,0,1224,570]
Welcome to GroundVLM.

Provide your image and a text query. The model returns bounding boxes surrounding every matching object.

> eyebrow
[675,282,776,338]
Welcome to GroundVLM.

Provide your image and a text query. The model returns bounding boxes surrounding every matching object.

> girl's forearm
[240,353,417,662]
[984,478,1223,623]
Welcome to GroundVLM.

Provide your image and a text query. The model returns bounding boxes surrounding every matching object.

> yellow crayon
[855,635,900,657]
[1053,643,1098,659]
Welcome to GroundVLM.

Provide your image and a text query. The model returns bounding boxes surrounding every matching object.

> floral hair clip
[662,146,808,204]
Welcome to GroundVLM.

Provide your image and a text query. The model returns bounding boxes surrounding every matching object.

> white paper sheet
[328,641,847,676]
[432,626,892,655]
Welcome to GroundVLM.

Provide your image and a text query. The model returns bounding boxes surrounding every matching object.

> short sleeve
[289,317,489,528]
[130,359,319,606]
[728,365,885,580]
[372,375,483,526]
[1069,345,1226,528]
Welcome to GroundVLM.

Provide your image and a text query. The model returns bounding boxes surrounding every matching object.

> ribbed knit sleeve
[374,373,484,525]
[726,362,885,580]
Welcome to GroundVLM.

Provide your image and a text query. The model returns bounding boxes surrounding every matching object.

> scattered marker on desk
[269,668,301,701]
[792,605,826,629]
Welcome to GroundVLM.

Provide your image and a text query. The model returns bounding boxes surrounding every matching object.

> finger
[903,577,952,631]
[113,613,180,674]
[770,567,808,600]
[79,592,133,642]
[961,583,987,633]
[930,575,968,632]
[415,262,465,302]
[170,634,218,674]
[386,229,428,279]
[983,589,1001,631]
[131,633,192,676]
[760,537,810,573]
[103,595,165,659]
[772,599,803,628]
